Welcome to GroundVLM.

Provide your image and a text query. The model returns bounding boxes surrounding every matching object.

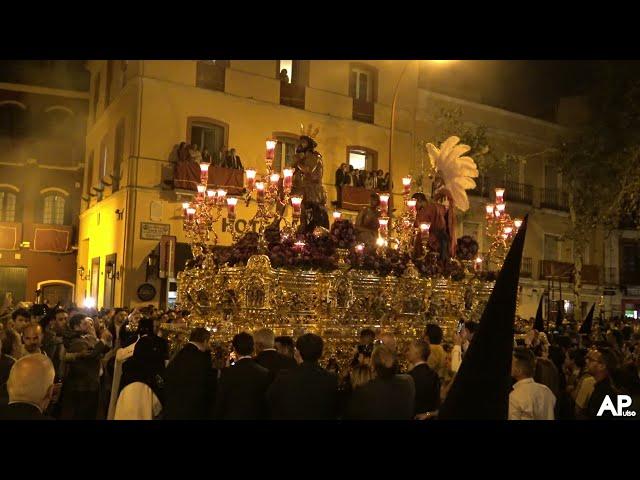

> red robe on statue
[415,202,456,259]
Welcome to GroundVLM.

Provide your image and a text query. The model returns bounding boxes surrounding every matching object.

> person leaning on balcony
[279,69,290,83]
[189,144,202,164]
[225,148,243,170]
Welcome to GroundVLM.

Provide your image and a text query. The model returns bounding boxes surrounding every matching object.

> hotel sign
[140,222,170,240]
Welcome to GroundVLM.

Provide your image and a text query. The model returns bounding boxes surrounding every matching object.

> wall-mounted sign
[137,283,157,301]
[140,222,170,240]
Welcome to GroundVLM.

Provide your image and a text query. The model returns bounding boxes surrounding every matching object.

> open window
[347,146,377,172]
[349,63,377,123]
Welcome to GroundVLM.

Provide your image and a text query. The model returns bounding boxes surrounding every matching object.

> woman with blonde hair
[349,364,373,390]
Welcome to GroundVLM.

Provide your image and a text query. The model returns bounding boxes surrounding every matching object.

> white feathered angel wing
[426,136,479,212]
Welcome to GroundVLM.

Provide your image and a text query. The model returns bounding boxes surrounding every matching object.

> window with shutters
[113,120,125,192]
[620,240,640,285]
[85,151,94,196]
[99,137,108,181]
[43,193,66,225]
[350,64,377,123]
[92,73,101,123]
[0,191,17,222]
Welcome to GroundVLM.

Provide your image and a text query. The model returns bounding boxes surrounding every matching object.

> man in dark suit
[345,345,415,420]
[254,328,297,383]
[0,353,55,420]
[406,339,440,416]
[60,314,111,420]
[215,332,270,420]
[267,333,339,420]
[164,327,217,420]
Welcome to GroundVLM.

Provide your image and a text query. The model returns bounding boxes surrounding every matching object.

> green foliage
[558,61,640,239]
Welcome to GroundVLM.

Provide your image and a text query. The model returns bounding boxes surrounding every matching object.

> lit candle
[206,189,216,205]
[255,182,265,203]
[265,139,277,161]
[485,203,495,215]
[419,222,431,239]
[294,240,305,252]
[245,169,256,191]
[475,256,483,271]
[182,202,190,216]
[332,211,342,220]
[495,187,505,203]
[283,168,293,192]
[407,199,417,216]
[402,176,412,195]
[186,207,196,222]
[379,194,389,216]
[196,184,206,200]
[291,196,303,218]
[376,236,387,248]
[270,173,280,185]
[378,218,389,237]
[496,203,506,212]
[216,189,227,206]
[514,218,523,229]
[355,243,365,254]
[199,162,210,184]
[226,196,238,219]
[503,226,513,235]
[501,232,509,240]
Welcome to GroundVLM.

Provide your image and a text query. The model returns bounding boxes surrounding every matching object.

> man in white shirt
[509,347,556,420]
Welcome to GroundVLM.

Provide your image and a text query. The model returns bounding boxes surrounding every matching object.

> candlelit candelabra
[182,162,233,258]
[375,175,432,261]
[484,187,522,271]
[241,139,297,251]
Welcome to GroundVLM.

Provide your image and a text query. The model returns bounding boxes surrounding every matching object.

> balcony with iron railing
[539,259,574,281]
[540,188,569,211]
[468,175,492,198]
[504,180,534,205]
[280,82,305,110]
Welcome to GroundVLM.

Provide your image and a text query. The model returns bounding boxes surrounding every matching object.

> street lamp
[388,60,455,198]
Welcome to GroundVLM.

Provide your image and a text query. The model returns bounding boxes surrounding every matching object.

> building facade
[0,61,88,306]
[77,60,639,320]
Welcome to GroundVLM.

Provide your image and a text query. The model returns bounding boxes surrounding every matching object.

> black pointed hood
[555,299,564,331]
[438,215,529,420]
[534,295,545,332]
[579,303,595,335]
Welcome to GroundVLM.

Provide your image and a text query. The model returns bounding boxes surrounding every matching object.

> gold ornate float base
[161,255,495,370]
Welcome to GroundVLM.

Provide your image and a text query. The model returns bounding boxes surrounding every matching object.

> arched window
[45,107,75,139]
[43,193,66,225]
[0,190,17,222]
[0,103,27,138]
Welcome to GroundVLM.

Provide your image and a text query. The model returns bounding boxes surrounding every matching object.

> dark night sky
[419,60,599,121]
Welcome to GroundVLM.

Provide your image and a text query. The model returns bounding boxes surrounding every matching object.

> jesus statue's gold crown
[300,123,320,139]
